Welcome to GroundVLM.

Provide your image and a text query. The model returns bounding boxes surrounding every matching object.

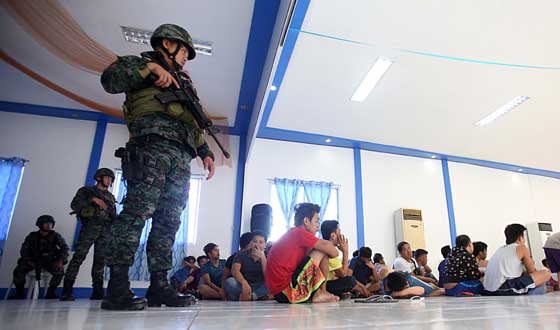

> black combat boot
[45,286,58,299]
[59,280,75,301]
[100,265,147,311]
[8,283,25,299]
[90,283,104,300]
[146,271,196,307]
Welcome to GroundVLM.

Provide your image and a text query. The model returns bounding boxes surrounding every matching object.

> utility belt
[114,134,177,186]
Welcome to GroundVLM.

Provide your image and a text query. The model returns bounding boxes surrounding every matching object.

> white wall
[0,113,239,288]
[361,151,450,275]
[527,174,560,231]
[243,139,358,249]
[0,112,95,287]
[449,163,534,256]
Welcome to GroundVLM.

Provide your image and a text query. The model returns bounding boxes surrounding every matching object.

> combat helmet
[94,168,115,182]
[151,24,196,60]
[36,215,55,228]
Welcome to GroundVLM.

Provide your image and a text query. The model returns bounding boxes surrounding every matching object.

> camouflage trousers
[64,217,112,285]
[13,258,64,288]
[105,139,192,272]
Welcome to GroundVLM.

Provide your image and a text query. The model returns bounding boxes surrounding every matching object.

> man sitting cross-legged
[224,230,271,301]
[221,232,255,294]
[393,241,438,287]
[349,247,382,295]
[198,243,226,300]
[320,220,369,298]
[444,235,483,296]
[266,203,340,303]
[483,224,550,296]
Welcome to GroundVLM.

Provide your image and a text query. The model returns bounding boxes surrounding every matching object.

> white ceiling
[267,0,560,171]
[0,0,255,125]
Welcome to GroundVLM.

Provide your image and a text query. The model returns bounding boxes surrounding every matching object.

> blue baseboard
[0,287,148,299]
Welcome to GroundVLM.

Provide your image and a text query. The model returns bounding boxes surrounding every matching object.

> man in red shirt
[265,203,340,303]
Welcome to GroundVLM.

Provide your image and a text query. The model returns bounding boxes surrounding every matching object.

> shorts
[274,256,325,304]
[445,280,483,296]
[326,276,357,296]
[544,248,560,273]
[483,275,536,296]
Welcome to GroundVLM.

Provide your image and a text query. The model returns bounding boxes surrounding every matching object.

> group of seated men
[168,203,559,303]
[9,202,560,304]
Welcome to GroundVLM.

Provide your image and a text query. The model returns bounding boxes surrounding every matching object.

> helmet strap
[161,40,183,72]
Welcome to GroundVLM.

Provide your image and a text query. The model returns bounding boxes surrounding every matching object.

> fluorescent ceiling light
[121,26,213,56]
[475,96,530,127]
[351,57,393,102]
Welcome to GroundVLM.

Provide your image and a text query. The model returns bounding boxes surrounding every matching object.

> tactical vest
[123,87,199,129]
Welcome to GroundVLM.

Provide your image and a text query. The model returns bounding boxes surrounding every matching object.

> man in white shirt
[483,224,550,295]
[392,241,438,286]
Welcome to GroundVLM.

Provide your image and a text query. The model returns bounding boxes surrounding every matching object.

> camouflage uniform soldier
[100,24,215,310]
[60,168,116,301]
[10,215,68,299]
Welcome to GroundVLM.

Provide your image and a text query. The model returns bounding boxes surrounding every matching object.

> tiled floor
[1,293,559,329]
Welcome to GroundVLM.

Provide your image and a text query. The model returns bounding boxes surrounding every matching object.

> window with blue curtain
[0,157,26,264]
[269,178,338,241]
[107,171,202,281]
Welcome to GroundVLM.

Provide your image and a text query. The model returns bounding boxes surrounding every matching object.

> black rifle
[155,72,231,159]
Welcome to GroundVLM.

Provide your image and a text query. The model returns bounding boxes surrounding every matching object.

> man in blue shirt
[198,243,226,299]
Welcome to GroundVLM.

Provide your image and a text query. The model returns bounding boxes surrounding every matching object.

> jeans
[224,277,269,301]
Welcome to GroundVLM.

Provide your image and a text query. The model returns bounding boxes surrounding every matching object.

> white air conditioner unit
[394,208,426,254]
[527,222,554,270]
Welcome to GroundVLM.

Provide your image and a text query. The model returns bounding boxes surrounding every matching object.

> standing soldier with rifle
[100,24,222,310]
[60,168,117,301]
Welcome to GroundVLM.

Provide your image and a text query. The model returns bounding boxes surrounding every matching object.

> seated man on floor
[473,241,488,275]
[438,245,451,288]
[170,256,200,295]
[544,232,560,291]
[225,230,270,301]
[393,241,438,287]
[321,220,369,298]
[385,270,444,298]
[349,249,360,269]
[221,232,254,293]
[414,249,438,283]
[444,235,483,296]
[483,224,550,296]
[9,215,69,299]
[265,203,340,303]
[373,253,389,276]
[350,247,382,295]
[198,243,226,300]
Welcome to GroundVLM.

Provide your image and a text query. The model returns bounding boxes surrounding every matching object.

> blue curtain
[273,178,302,227]
[0,157,26,259]
[108,176,195,281]
[302,181,333,221]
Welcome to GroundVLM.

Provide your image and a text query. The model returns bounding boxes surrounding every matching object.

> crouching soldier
[10,215,68,299]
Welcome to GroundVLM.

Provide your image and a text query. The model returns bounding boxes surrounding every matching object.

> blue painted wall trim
[231,136,247,253]
[72,119,108,249]
[0,101,125,124]
[353,148,365,249]
[257,126,560,180]
[257,0,311,135]
[0,101,240,136]
[233,0,282,136]
[441,160,457,246]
